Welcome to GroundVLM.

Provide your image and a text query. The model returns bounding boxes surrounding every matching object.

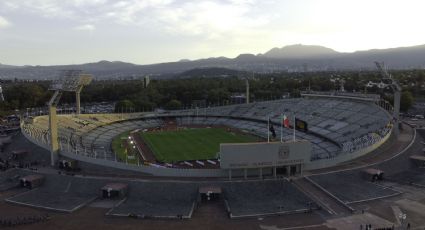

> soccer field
[140,128,258,163]
[111,131,138,164]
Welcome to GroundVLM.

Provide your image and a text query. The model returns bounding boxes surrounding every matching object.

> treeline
[1,69,424,116]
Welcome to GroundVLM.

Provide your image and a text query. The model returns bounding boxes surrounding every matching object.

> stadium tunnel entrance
[227,164,303,180]
[276,164,302,176]
[101,183,128,199]
[198,186,222,201]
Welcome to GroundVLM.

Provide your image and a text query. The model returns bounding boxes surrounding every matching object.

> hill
[1,44,425,79]
[262,44,339,59]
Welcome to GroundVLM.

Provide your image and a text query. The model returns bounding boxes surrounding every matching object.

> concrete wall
[59,150,229,177]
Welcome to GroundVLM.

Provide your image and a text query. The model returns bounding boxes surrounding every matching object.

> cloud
[74,24,95,31]
[0,16,11,28]
[2,0,423,60]
[0,0,268,38]
[100,0,270,40]
[72,0,108,7]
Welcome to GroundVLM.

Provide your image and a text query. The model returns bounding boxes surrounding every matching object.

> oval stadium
[22,93,392,176]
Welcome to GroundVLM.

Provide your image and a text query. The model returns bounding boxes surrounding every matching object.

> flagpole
[293,112,296,142]
[267,116,270,143]
[280,114,283,143]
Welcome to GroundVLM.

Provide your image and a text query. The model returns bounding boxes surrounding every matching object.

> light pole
[47,70,92,166]
[375,62,401,136]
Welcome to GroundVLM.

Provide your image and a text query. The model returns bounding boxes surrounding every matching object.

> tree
[4,84,47,108]
[400,90,413,112]
[165,99,182,110]
[208,88,230,105]
[290,89,301,98]
[114,100,135,113]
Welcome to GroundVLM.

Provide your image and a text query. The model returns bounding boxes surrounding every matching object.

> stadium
[21,92,392,177]
[1,73,425,229]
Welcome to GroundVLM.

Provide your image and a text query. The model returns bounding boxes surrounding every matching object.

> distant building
[230,94,246,104]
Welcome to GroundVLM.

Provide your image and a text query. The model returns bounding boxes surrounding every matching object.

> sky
[0,0,424,66]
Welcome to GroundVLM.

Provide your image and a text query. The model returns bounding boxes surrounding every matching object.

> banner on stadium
[295,118,308,132]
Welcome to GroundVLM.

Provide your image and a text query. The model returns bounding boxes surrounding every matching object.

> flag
[282,114,290,128]
[269,118,276,138]
[295,118,308,132]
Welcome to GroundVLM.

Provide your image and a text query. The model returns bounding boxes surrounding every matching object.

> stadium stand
[170,98,391,162]
[21,97,392,167]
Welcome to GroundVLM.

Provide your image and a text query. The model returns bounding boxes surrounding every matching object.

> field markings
[139,127,255,163]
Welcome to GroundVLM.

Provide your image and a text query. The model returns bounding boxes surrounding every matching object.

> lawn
[139,128,258,163]
[111,131,138,164]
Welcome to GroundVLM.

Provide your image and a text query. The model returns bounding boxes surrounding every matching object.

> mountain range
[1,44,425,80]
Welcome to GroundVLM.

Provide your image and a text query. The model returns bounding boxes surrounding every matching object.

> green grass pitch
[111,131,138,164]
[140,128,258,163]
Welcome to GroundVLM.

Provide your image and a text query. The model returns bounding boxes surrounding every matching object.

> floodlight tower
[75,75,92,115]
[239,72,255,104]
[375,61,401,136]
[48,70,92,166]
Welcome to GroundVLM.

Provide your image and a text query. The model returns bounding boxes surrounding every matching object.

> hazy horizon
[1,0,424,66]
